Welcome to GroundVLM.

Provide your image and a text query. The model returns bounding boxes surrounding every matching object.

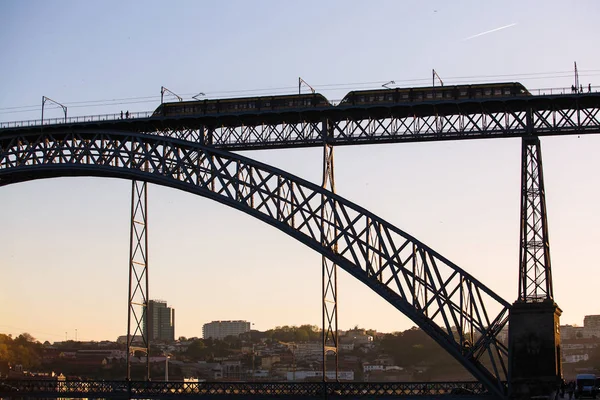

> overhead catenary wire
[1,69,600,115]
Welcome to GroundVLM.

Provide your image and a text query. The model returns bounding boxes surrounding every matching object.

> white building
[202,320,251,340]
[286,370,354,381]
[363,363,385,373]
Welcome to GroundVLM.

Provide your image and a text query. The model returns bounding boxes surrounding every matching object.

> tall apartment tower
[143,300,175,342]
[202,320,251,340]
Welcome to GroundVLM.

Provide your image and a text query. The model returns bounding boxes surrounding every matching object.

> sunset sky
[1,0,600,343]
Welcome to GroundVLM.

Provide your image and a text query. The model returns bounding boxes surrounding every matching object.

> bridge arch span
[0,129,510,396]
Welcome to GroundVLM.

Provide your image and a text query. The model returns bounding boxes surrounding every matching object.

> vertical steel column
[126,180,150,380]
[321,120,338,382]
[518,136,553,302]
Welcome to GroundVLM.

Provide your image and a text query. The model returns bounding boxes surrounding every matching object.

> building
[202,320,250,340]
[143,300,175,342]
[560,325,584,340]
[583,315,600,338]
[286,370,354,381]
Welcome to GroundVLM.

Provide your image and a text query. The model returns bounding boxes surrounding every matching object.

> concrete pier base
[508,300,562,398]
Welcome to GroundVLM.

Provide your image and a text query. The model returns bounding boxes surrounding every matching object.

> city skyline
[1,1,600,345]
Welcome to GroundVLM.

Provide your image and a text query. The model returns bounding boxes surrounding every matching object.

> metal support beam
[321,120,338,382]
[518,136,553,302]
[126,180,150,380]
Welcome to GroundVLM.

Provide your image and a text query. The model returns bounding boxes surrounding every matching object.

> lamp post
[41,96,67,125]
[164,353,170,382]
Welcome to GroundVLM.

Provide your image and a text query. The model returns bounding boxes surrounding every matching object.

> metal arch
[0,129,511,397]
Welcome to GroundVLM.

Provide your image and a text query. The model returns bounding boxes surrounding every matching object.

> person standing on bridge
[589,83,592,93]
[580,84,583,93]
[125,110,129,119]
[120,111,123,119]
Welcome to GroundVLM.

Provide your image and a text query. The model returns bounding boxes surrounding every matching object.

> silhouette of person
[571,85,576,93]
[589,83,592,93]
[580,84,583,93]
[125,110,129,119]
[120,111,123,119]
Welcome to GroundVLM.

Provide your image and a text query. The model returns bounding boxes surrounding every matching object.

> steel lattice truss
[0,129,511,397]
[321,142,339,378]
[0,379,488,398]
[518,137,553,302]
[2,95,600,150]
[122,95,600,150]
[126,180,150,379]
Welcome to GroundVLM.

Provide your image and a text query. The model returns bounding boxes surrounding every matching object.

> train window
[504,88,511,95]
[264,101,270,107]
[386,94,393,101]
[435,92,443,99]
[484,89,491,96]
[460,90,467,97]
[369,96,375,102]
[426,93,433,99]
[359,96,365,102]
[401,93,409,99]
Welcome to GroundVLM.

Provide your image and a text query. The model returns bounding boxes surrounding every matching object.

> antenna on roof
[299,77,315,94]
[161,86,183,104]
[432,69,444,87]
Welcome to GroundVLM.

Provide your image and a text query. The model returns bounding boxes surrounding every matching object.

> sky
[1,0,600,344]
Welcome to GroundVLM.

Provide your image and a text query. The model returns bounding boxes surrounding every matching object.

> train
[338,82,531,106]
[151,93,331,117]
[151,82,530,118]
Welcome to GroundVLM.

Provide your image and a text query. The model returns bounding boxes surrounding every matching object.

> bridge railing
[530,84,598,96]
[0,379,489,397]
[1,86,598,130]
[0,110,154,129]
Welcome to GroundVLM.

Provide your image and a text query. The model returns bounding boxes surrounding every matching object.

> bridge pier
[508,301,562,398]
[509,136,562,398]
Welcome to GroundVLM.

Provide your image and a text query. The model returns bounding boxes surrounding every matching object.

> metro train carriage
[152,93,332,117]
[338,82,531,106]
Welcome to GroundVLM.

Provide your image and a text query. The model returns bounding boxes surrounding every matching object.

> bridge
[1,88,599,399]
[0,379,488,399]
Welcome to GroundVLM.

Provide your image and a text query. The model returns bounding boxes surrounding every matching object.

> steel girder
[518,137,553,302]
[4,94,599,150]
[133,96,600,150]
[0,129,511,397]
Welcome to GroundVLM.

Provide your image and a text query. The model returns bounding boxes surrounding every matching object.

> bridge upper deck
[1,91,600,151]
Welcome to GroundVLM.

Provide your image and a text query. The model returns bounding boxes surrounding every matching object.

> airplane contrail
[463,23,517,41]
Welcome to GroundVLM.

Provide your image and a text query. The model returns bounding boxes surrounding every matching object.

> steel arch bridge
[0,128,510,397]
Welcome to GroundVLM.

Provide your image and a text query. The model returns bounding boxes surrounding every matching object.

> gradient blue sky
[1,1,599,343]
